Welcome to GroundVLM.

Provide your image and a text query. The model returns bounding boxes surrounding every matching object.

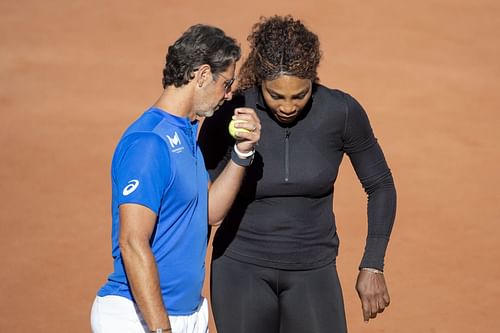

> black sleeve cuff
[231,147,254,167]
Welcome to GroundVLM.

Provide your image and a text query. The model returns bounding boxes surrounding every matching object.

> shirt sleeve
[113,133,171,214]
[343,93,397,271]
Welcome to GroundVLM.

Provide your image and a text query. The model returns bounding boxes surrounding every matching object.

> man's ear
[196,64,211,88]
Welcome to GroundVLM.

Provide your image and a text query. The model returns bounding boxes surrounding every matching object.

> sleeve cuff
[359,236,390,271]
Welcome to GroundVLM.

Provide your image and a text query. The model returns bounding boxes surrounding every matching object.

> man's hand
[207,107,260,225]
[355,269,391,322]
[231,107,261,153]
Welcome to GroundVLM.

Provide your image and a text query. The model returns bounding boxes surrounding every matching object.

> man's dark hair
[162,24,241,88]
[238,15,322,91]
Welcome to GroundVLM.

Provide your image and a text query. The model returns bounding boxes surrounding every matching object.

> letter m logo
[166,132,181,148]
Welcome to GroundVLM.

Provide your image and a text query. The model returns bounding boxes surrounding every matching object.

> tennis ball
[228,119,249,138]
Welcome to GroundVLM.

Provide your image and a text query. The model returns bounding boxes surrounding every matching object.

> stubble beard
[194,85,220,118]
[195,97,225,118]
[194,106,215,118]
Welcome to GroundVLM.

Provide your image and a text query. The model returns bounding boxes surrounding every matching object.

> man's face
[195,63,236,118]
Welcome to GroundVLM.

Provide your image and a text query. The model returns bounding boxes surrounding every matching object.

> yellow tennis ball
[228,119,249,138]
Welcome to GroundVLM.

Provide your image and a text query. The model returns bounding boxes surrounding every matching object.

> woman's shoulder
[313,84,364,111]
[312,84,348,112]
[313,84,351,101]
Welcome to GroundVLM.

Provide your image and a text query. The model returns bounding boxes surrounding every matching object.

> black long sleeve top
[199,84,396,271]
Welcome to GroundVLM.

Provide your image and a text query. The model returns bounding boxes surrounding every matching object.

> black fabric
[199,84,396,271]
[210,255,347,333]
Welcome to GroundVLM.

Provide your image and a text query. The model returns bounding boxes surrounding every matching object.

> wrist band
[361,267,384,275]
[233,144,255,158]
[231,146,254,167]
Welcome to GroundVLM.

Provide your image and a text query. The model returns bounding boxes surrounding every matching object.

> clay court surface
[1,0,499,331]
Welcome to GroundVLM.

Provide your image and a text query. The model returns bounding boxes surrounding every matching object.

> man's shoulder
[122,109,187,145]
[113,111,171,157]
[123,109,167,136]
[113,132,169,168]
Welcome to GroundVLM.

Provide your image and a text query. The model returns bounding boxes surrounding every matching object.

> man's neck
[153,85,196,120]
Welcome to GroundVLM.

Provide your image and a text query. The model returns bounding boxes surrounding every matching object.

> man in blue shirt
[91,24,261,333]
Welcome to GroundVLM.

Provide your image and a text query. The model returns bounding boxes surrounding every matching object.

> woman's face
[261,75,312,124]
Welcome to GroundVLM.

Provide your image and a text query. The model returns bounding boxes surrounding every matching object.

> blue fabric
[98,108,209,315]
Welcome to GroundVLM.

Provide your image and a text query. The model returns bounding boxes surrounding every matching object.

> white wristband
[233,144,255,159]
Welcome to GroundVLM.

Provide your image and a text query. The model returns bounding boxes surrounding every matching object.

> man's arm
[208,107,260,225]
[119,203,171,331]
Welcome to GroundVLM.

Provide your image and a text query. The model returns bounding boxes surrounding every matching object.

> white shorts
[90,295,209,333]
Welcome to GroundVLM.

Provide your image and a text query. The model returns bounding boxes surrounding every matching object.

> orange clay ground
[1,0,499,332]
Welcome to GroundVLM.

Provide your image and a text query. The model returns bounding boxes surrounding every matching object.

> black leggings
[211,255,347,333]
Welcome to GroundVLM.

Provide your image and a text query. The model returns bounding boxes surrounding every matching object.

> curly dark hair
[238,15,322,91]
[162,24,241,88]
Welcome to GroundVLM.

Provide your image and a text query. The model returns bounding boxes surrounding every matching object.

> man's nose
[224,90,233,101]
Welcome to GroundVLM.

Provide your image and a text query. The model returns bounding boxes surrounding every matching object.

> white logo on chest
[166,132,184,153]
[166,132,181,147]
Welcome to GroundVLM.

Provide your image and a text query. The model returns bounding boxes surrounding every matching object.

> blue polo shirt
[98,107,209,315]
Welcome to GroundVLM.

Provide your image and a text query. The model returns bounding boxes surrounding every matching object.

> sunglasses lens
[225,79,234,91]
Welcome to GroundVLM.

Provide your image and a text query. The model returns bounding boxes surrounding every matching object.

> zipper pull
[284,128,290,182]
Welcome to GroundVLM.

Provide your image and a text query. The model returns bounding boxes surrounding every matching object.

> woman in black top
[200,15,396,333]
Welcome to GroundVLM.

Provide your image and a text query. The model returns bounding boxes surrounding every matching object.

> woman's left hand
[355,269,391,322]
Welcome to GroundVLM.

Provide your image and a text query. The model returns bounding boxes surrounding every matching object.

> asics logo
[122,179,139,196]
